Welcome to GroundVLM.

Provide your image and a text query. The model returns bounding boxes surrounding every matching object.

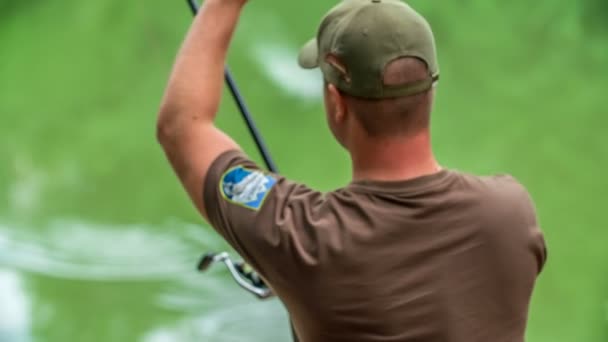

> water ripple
[0,219,220,282]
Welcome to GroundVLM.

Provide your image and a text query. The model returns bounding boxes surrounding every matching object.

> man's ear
[326,83,347,123]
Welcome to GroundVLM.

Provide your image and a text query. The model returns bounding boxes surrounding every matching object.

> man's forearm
[158,0,247,135]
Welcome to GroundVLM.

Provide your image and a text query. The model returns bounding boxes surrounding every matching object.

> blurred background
[1,0,606,341]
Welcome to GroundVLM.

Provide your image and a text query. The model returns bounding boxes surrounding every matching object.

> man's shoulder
[452,170,529,196]
[451,171,536,221]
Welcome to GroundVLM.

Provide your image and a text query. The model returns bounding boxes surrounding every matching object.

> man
[157,0,547,341]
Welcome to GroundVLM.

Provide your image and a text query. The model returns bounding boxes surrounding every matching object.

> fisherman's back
[273,170,546,342]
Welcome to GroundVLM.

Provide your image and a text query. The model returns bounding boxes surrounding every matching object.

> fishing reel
[198,252,274,300]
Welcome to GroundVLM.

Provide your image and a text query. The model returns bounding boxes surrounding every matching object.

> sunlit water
[0,219,291,341]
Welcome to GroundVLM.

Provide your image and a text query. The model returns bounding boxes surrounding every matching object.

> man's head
[298,0,439,147]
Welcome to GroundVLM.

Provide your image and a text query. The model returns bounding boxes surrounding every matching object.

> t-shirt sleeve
[203,150,325,280]
[502,175,548,274]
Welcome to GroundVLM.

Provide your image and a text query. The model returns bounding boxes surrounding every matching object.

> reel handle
[198,252,274,300]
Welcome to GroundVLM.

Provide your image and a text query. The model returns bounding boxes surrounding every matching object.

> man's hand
[157,0,249,219]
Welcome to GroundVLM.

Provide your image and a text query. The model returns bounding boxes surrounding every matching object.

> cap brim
[298,38,319,69]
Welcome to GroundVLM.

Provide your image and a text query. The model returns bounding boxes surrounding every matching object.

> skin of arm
[157,0,248,219]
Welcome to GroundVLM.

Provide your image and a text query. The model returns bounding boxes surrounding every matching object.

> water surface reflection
[0,219,289,341]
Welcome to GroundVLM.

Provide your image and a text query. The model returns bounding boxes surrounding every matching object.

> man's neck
[350,131,441,182]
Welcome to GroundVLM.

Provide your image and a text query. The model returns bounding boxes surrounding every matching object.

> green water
[1,1,607,341]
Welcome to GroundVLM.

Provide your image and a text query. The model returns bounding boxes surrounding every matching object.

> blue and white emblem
[220,166,277,210]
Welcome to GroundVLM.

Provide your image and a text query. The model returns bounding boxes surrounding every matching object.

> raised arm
[157,0,248,219]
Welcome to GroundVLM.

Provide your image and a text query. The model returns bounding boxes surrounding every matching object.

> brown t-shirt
[204,150,547,342]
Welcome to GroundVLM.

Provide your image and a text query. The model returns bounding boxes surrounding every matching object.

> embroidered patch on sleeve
[220,166,277,210]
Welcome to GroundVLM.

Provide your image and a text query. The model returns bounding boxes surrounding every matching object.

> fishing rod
[184,0,276,297]
[185,0,298,340]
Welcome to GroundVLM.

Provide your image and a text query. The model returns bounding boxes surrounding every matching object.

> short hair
[344,57,434,137]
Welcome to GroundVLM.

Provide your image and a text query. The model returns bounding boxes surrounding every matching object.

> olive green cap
[298,0,439,99]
